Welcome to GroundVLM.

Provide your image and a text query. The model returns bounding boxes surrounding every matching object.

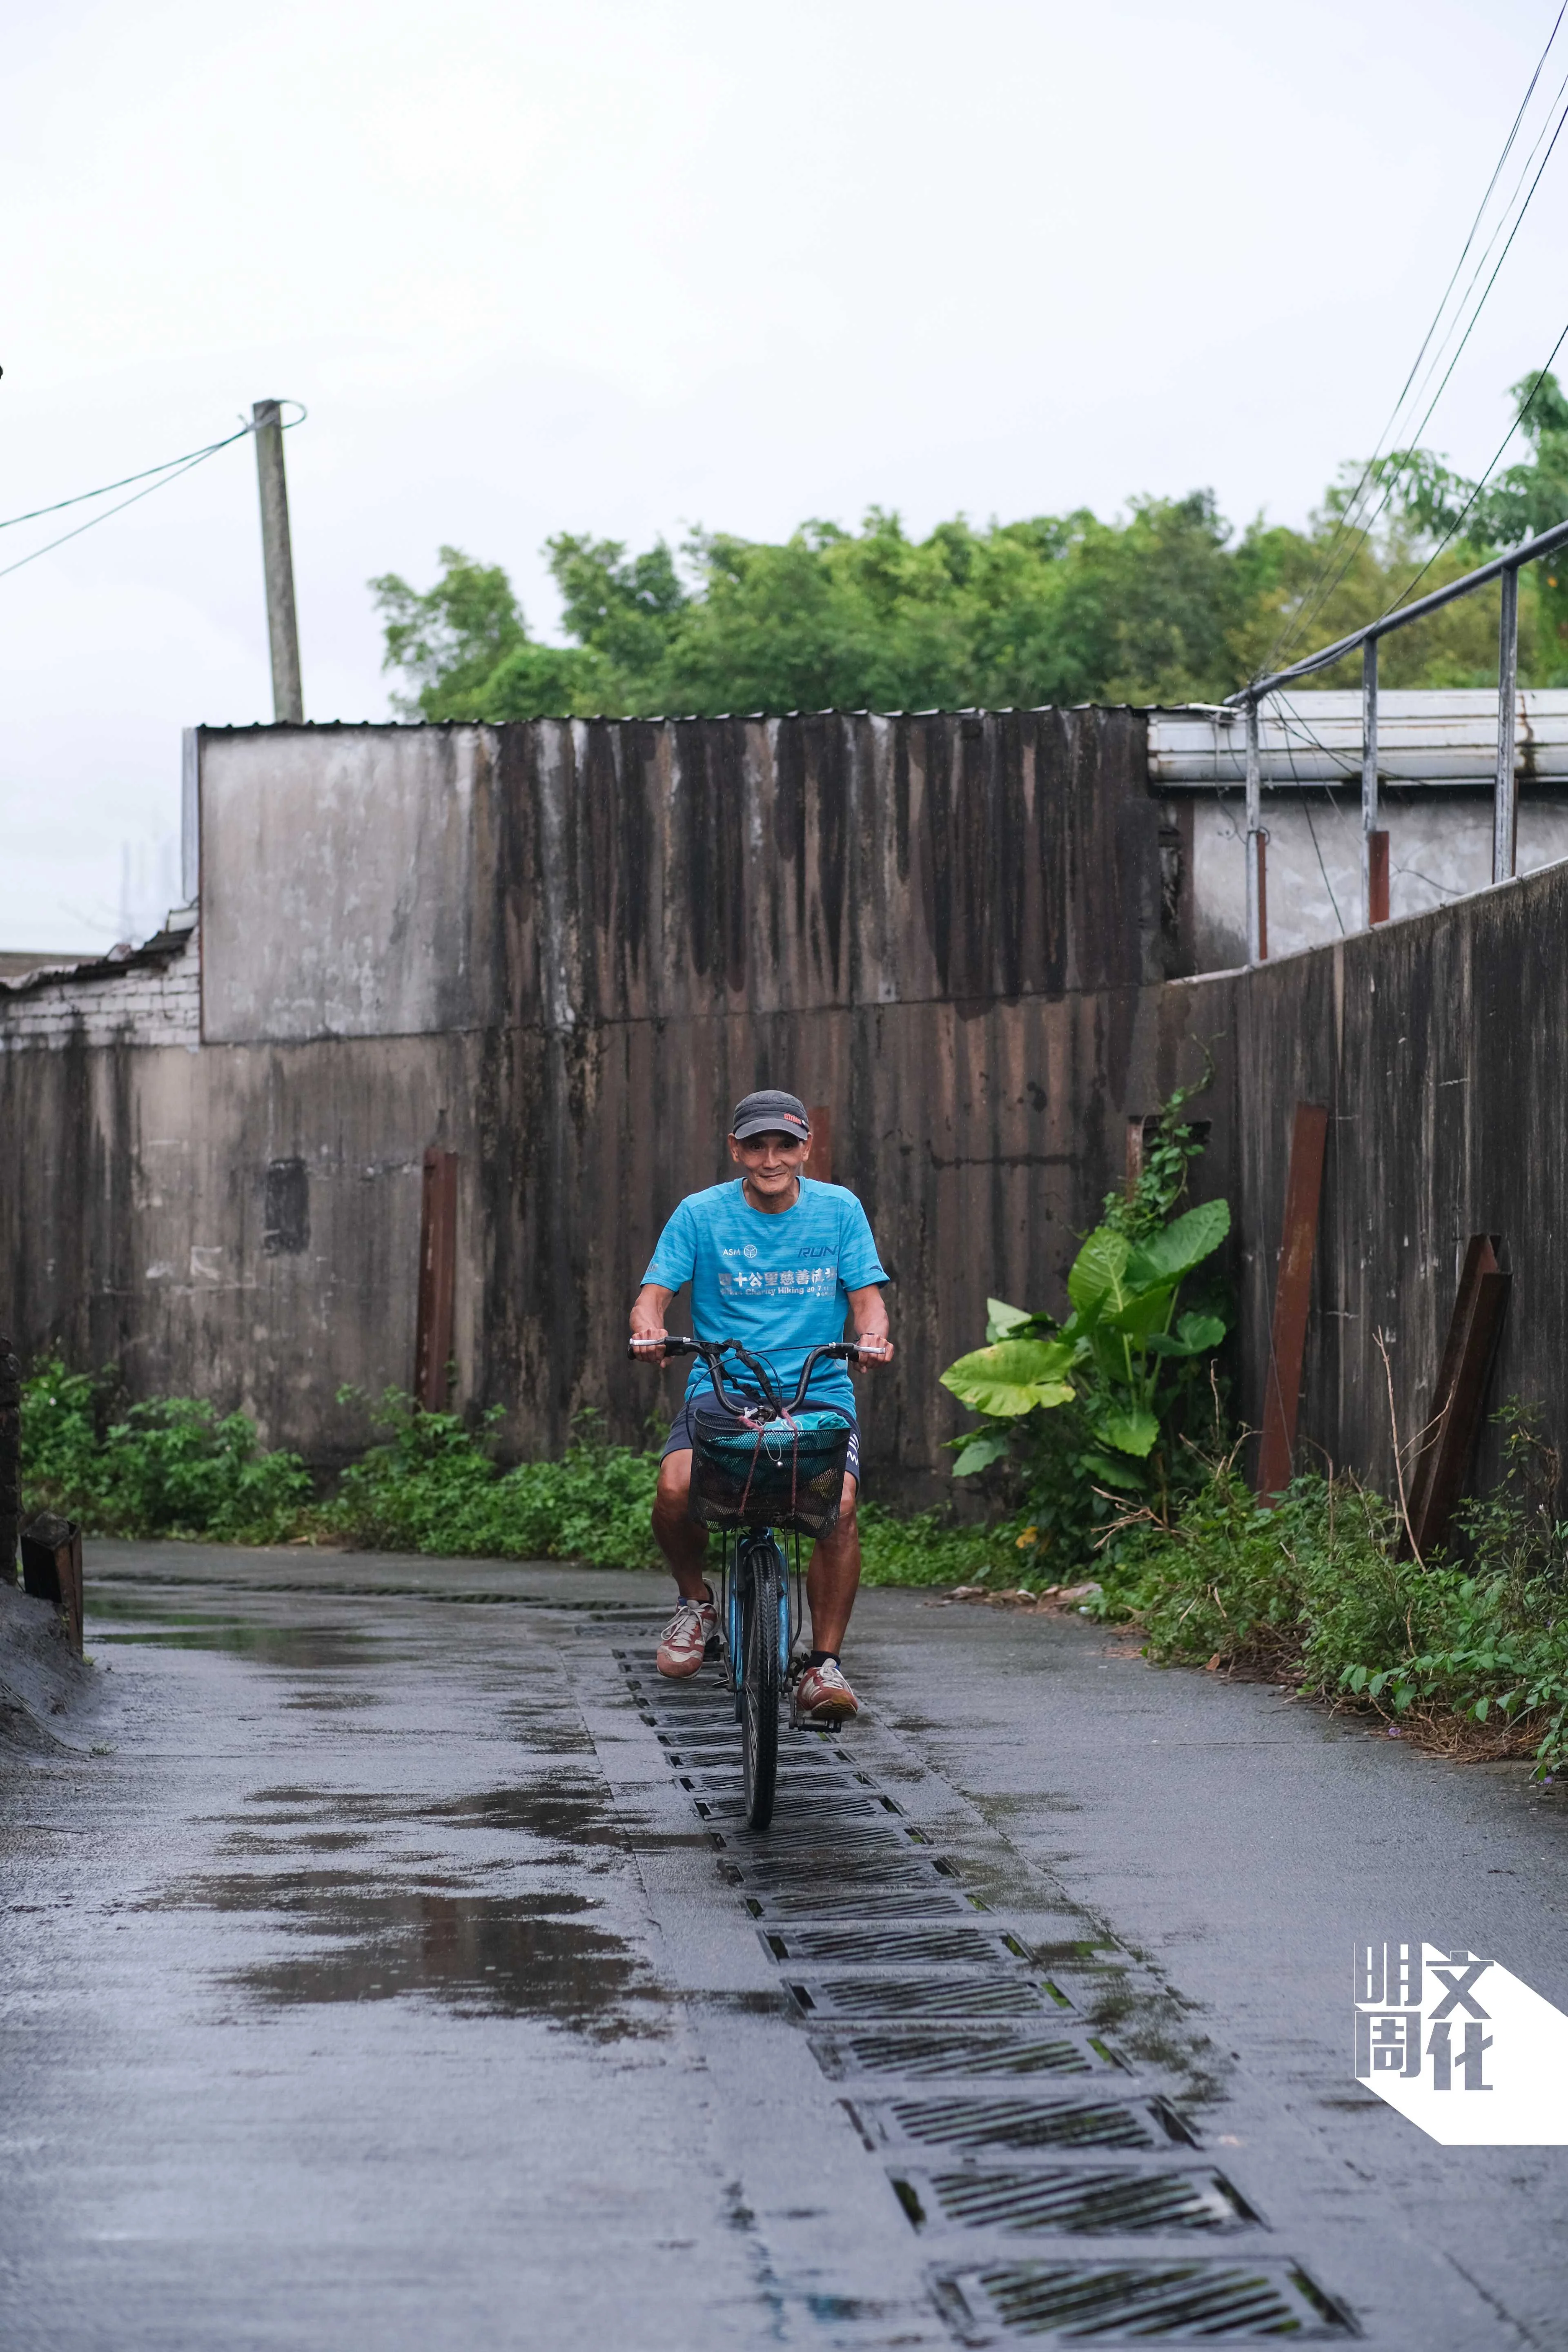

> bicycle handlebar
[626,1333,884,1416]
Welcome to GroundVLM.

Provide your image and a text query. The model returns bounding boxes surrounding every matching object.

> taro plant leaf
[1111,1283,1179,1341]
[1080,1448,1144,1488]
[952,1430,1013,1476]
[1098,1405,1161,1458]
[1125,1198,1230,1288]
[1066,1230,1133,1326]
[940,1339,1076,1419]
[985,1297,1036,1344]
[1147,1311,1228,1358]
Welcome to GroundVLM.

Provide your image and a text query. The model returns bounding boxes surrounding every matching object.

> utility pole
[252,398,304,723]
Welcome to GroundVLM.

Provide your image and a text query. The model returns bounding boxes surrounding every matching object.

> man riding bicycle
[629,1089,893,1724]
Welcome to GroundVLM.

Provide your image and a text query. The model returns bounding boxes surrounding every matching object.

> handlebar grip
[627,1335,697,1361]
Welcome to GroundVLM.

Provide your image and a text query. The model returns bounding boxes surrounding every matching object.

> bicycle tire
[740,1536,785,1829]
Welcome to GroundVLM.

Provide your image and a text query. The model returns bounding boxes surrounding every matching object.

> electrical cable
[0,425,249,533]
[1264,5,1568,673]
[0,401,306,582]
[1274,12,1563,646]
[1380,313,1568,615]
[1285,84,1568,652]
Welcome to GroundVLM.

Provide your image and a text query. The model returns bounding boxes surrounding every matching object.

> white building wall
[1187,797,1568,969]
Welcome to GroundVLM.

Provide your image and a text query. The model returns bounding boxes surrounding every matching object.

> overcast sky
[5,0,1567,948]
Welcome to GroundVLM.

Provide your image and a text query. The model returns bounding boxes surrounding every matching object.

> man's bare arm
[630,1282,677,1363]
[847,1284,893,1364]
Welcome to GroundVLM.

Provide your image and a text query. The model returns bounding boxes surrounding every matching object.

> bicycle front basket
[688,1405,853,1537]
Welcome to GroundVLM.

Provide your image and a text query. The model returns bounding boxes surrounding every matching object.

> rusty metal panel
[20,1512,82,1655]
[1256,1104,1330,1497]
[1368,831,1390,926]
[1407,1236,1510,1558]
[414,1148,459,1411]
[0,1332,18,1585]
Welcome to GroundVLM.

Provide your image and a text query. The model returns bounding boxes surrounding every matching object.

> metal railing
[1225,513,1568,964]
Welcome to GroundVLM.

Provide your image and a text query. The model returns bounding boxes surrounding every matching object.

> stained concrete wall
[1183,791,1568,969]
[0,708,1209,1497]
[200,727,501,1042]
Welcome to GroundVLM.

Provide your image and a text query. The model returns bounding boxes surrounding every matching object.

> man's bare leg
[806,1473,860,1656]
[653,1450,712,1601]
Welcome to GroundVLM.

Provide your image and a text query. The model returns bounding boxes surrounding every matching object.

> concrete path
[3,1541,1566,2350]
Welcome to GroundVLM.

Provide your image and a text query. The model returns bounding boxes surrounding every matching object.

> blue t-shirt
[642,1178,888,1412]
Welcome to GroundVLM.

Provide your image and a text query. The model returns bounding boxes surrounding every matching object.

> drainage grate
[816,2030,1114,2080]
[931,2258,1354,2342]
[722,1847,944,1889]
[894,2165,1257,2237]
[859,2095,1194,2154]
[761,1925,1018,1968]
[744,1885,973,1922]
[704,1804,917,1840]
[793,1976,1057,2020]
[688,1771,865,1796]
[719,1844,940,1882]
[695,1795,886,1826]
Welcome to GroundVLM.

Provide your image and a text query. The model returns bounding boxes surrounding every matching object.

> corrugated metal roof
[0,907,195,997]
[1149,690,1568,787]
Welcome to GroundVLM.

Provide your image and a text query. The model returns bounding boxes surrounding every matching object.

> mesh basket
[688,1403,853,1536]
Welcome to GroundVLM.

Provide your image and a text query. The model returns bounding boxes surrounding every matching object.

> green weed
[1089,1409,1568,1777]
[20,1359,312,1545]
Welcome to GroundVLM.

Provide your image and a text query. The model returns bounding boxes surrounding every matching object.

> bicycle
[628,1334,872,1829]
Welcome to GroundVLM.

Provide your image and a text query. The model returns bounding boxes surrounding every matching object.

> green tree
[370,546,610,719]
[373,376,1568,719]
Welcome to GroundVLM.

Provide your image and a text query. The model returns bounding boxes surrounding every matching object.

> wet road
[4,1544,1568,2350]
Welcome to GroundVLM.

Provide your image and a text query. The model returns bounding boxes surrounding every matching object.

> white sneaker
[656,1588,717,1678]
[793,1659,859,1723]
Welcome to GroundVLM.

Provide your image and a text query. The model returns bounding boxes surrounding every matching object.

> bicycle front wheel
[739,1536,785,1830]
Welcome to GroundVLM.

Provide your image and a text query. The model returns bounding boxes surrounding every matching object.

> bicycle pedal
[704,1634,722,1661]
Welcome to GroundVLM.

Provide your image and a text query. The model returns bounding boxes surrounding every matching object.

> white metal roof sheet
[1148,690,1568,786]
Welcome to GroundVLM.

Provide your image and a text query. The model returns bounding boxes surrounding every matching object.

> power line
[0,403,306,584]
[1264,4,1568,671]
[0,425,250,533]
[1295,83,1568,644]
[0,448,227,583]
[1381,310,1568,617]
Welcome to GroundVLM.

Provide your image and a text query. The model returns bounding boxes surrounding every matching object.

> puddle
[156,1870,653,2031]
[87,1599,371,1673]
[417,1786,629,1845]
[154,1763,662,2036]
[225,1780,628,1848]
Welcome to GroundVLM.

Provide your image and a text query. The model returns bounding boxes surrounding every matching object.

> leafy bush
[21,1359,312,1545]
[324,1396,664,1568]
[856,1502,1021,1589]
[939,1082,1230,1576]
[327,1393,1023,1584]
[1089,1410,1568,1776]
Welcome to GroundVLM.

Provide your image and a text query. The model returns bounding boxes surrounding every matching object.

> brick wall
[0,924,200,1052]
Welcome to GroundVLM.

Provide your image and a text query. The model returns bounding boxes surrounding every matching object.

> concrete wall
[1151,691,1568,970]
[200,728,502,1042]
[0,708,1205,1497]
[1183,791,1568,969]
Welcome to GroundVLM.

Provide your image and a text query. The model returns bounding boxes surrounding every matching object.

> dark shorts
[660,1399,861,1486]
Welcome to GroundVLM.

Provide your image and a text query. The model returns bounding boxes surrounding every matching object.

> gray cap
[731,1089,811,1144]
